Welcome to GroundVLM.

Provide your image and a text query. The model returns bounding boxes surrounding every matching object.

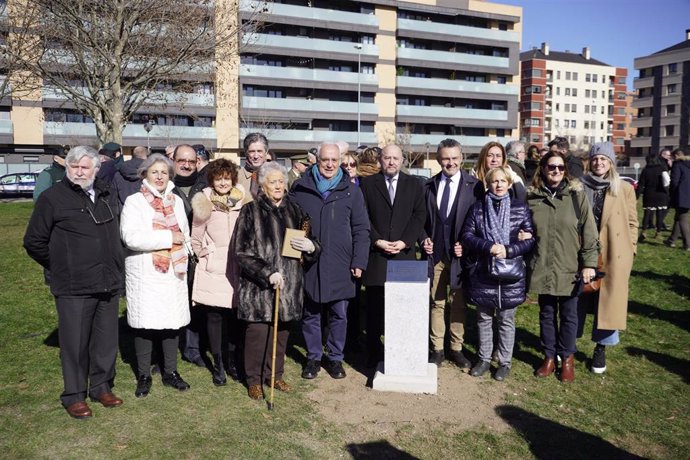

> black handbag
[488,256,525,282]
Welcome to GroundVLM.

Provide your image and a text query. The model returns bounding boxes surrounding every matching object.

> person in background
[120,154,192,397]
[113,145,149,206]
[342,152,360,185]
[165,145,176,160]
[474,141,526,201]
[24,146,124,418]
[505,140,528,184]
[190,159,245,386]
[356,147,382,178]
[33,147,67,201]
[96,142,123,183]
[524,144,540,181]
[578,142,638,374]
[656,148,674,231]
[421,139,483,369]
[549,136,584,179]
[288,154,309,189]
[188,144,211,199]
[527,150,598,383]
[462,166,534,381]
[238,133,269,204]
[231,162,319,400]
[666,148,690,250]
[637,153,670,241]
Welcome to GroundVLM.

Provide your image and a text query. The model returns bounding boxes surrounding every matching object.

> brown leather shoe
[268,379,291,393]
[65,401,92,419]
[559,354,575,382]
[535,357,556,377]
[247,384,263,400]
[93,392,123,408]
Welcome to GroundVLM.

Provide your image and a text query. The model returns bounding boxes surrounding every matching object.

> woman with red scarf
[121,154,192,398]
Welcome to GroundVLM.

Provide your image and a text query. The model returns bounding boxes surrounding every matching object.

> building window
[572,72,578,81]
[584,121,590,129]
[618,76,626,85]
[585,105,590,114]
[585,73,591,82]
[617,123,625,130]
[667,104,676,115]
[665,126,675,136]
[585,89,590,98]
[496,128,506,137]
[565,71,571,80]
[497,76,507,84]
[556,87,560,96]
[557,71,561,79]
[668,84,677,94]
[668,63,678,74]
[592,74,598,83]
[572,88,578,97]
[565,103,570,112]
[572,104,577,113]
[571,120,576,128]
[565,88,571,96]
[531,69,543,77]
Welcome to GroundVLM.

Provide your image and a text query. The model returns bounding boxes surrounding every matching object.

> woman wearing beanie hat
[578,142,638,374]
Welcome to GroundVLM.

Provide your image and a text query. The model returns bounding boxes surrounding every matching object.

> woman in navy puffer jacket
[462,166,535,381]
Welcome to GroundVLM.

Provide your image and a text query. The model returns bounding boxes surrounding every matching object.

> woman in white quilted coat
[120,154,191,398]
[190,159,245,387]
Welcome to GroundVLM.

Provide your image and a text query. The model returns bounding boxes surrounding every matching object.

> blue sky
[499,0,690,87]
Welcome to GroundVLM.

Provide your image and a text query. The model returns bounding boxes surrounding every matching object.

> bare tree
[7,0,266,145]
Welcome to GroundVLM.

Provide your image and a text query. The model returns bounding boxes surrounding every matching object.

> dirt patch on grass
[305,360,511,441]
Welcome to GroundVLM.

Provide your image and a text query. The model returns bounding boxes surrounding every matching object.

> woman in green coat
[527,150,599,382]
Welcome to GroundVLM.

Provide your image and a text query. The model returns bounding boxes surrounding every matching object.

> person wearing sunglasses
[342,153,359,186]
[526,150,599,383]
[24,145,125,419]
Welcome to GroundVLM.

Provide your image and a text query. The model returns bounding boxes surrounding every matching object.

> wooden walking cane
[267,286,280,411]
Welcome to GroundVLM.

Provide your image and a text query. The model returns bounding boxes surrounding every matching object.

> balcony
[397,47,509,72]
[240,64,378,92]
[397,105,508,125]
[630,117,652,129]
[242,96,378,120]
[240,0,378,32]
[408,134,513,149]
[242,33,378,62]
[633,76,654,90]
[396,76,518,97]
[44,122,216,142]
[43,87,215,107]
[631,96,653,108]
[239,127,378,149]
[630,136,652,148]
[397,18,519,44]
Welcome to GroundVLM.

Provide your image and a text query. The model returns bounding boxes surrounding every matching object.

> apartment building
[1,0,522,161]
[520,43,628,153]
[632,30,690,156]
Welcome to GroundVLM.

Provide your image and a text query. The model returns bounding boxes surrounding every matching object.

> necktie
[387,177,395,204]
[439,177,451,221]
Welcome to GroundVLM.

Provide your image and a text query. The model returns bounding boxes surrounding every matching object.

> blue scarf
[483,192,511,245]
[312,166,344,198]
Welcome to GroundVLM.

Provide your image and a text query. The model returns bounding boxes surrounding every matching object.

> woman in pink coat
[191,159,245,386]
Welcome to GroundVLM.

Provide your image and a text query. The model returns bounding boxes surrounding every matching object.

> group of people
[25,133,644,420]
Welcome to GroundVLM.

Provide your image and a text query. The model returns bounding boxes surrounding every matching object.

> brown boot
[535,357,556,377]
[559,354,575,382]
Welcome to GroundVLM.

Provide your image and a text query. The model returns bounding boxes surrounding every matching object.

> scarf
[311,166,344,198]
[141,181,188,275]
[483,192,511,245]
[243,164,260,198]
[581,172,609,228]
[173,171,198,188]
[210,187,243,212]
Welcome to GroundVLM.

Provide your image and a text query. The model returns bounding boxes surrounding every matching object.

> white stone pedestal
[372,261,437,394]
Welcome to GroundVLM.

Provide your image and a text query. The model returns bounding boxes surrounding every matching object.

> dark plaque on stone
[386,260,428,283]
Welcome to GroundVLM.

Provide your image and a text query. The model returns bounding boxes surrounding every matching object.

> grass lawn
[1,201,688,459]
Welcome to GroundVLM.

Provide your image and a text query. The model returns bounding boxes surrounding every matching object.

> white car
[0,172,39,197]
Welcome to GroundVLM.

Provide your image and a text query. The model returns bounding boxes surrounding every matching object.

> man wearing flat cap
[288,154,309,188]
[96,142,122,184]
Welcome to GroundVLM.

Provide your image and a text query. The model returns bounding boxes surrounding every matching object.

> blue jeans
[539,294,579,359]
[577,292,620,346]
[302,298,349,362]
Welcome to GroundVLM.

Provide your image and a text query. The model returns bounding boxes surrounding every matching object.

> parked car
[0,172,39,197]
[620,176,638,191]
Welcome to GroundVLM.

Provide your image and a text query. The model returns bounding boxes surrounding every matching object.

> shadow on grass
[627,301,690,332]
[631,270,690,299]
[626,346,690,384]
[43,328,59,348]
[346,440,419,459]
[496,405,644,459]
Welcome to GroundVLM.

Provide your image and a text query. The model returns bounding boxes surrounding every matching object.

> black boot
[212,353,227,386]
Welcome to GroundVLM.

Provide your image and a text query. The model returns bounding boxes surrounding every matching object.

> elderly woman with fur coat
[190,159,245,387]
[231,162,320,400]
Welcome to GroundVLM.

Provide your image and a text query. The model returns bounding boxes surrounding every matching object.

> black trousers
[55,293,119,407]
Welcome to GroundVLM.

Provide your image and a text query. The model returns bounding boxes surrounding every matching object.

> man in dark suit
[421,138,483,369]
[360,144,427,367]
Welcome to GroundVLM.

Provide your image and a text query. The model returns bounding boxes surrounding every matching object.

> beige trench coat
[595,180,638,330]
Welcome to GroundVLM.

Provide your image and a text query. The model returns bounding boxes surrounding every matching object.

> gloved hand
[290,236,315,254]
[268,272,284,289]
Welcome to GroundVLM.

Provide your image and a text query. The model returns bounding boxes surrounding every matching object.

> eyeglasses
[344,162,357,167]
[86,198,114,225]
[546,164,565,172]
[175,159,196,165]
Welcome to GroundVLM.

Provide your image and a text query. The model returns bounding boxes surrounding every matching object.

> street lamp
[144,120,156,151]
[354,43,362,147]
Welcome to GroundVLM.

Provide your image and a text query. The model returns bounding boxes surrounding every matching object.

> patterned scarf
[140,181,187,274]
[483,192,511,245]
